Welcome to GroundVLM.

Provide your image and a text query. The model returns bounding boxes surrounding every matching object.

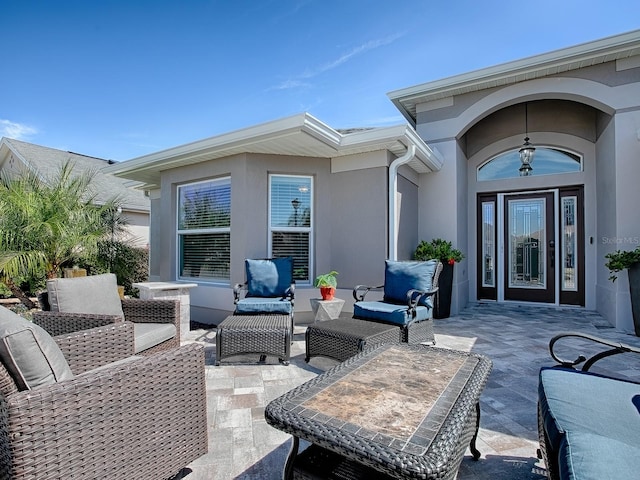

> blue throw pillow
[384,260,437,306]
[246,258,293,297]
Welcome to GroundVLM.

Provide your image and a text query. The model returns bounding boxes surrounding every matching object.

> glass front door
[477,188,584,305]
[504,192,555,302]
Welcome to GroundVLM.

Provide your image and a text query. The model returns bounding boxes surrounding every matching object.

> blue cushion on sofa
[245,258,293,297]
[539,368,640,448]
[235,297,293,315]
[559,431,640,480]
[539,367,640,479]
[353,301,430,326]
[384,260,437,308]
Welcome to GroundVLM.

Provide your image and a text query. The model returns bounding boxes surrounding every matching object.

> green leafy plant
[0,161,121,308]
[605,247,640,281]
[413,238,464,265]
[313,270,338,288]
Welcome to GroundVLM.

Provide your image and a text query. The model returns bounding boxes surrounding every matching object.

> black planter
[629,263,640,336]
[434,262,454,319]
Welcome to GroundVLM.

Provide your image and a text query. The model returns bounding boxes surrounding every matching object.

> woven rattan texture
[2,339,207,480]
[266,343,492,480]
[305,318,399,363]
[216,315,291,365]
[54,322,136,373]
[32,298,180,355]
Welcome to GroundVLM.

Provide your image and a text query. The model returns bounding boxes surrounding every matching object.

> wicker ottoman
[305,318,399,363]
[216,315,291,366]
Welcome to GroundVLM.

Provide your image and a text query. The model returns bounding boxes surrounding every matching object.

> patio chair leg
[470,402,482,460]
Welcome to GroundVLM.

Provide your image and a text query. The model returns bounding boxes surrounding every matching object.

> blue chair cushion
[245,257,293,297]
[384,260,437,308]
[539,367,640,479]
[353,301,430,326]
[235,297,293,315]
[559,431,640,480]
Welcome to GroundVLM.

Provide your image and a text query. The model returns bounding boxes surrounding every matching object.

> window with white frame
[177,177,231,281]
[269,175,312,283]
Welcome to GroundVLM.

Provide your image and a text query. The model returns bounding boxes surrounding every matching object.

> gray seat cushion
[0,306,74,390]
[134,323,177,354]
[47,273,125,318]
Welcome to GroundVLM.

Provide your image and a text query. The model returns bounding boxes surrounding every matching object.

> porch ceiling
[389,29,640,124]
[105,113,443,189]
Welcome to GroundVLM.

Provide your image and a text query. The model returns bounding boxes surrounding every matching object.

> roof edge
[388,29,640,120]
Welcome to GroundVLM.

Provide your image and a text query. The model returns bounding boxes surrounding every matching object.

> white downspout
[388,144,416,261]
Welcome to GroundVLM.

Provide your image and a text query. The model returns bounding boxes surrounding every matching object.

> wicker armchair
[33,274,180,355]
[0,321,207,480]
[352,259,442,344]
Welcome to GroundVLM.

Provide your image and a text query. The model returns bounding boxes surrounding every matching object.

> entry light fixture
[519,103,535,176]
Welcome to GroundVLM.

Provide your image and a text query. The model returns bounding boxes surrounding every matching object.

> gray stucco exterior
[108,30,640,331]
[390,30,640,332]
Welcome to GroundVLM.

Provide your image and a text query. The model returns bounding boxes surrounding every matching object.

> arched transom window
[477,147,582,181]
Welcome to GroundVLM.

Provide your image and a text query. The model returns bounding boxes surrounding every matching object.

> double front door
[477,187,584,306]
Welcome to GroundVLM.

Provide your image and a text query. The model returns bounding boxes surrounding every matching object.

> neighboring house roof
[0,137,150,213]
[389,29,640,125]
[104,112,443,190]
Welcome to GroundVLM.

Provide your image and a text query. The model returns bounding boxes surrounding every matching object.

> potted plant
[414,239,464,319]
[314,270,338,300]
[605,247,640,336]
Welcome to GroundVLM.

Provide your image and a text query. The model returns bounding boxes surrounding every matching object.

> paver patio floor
[178,302,640,479]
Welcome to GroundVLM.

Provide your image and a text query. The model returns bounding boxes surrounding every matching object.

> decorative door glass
[481,201,495,287]
[508,198,546,289]
[561,196,577,291]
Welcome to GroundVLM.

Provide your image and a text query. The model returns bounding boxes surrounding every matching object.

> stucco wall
[396,173,419,261]
[412,58,640,321]
[148,151,394,323]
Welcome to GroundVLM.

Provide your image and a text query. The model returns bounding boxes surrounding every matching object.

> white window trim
[268,174,314,284]
[176,176,231,284]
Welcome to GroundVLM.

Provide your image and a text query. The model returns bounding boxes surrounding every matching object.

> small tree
[0,161,120,308]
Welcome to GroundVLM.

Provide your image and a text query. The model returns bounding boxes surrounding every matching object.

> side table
[309,298,345,322]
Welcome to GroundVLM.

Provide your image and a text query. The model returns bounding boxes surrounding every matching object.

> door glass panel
[482,201,495,287]
[508,198,546,289]
[562,196,577,291]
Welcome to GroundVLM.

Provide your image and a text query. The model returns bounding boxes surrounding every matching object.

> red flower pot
[320,287,335,300]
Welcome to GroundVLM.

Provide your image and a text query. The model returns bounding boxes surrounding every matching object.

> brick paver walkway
[178,303,640,479]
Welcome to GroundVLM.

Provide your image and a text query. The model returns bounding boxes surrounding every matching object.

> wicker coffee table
[265,343,493,479]
[305,318,399,363]
[215,314,291,365]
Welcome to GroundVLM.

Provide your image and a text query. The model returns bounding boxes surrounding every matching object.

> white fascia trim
[388,29,640,108]
[340,124,443,171]
[104,113,342,176]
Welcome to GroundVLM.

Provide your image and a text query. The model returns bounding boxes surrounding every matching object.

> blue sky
[2,1,640,161]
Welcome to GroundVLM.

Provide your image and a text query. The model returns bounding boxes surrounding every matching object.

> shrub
[414,238,464,265]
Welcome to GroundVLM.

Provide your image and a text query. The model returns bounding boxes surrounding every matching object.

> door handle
[549,240,555,266]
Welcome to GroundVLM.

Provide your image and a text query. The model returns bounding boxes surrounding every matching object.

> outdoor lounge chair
[233,257,295,323]
[0,305,207,480]
[33,273,180,355]
[538,332,640,480]
[352,259,442,344]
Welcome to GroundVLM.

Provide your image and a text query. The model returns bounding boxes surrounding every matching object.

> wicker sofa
[33,273,180,355]
[0,306,207,479]
[538,332,640,480]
